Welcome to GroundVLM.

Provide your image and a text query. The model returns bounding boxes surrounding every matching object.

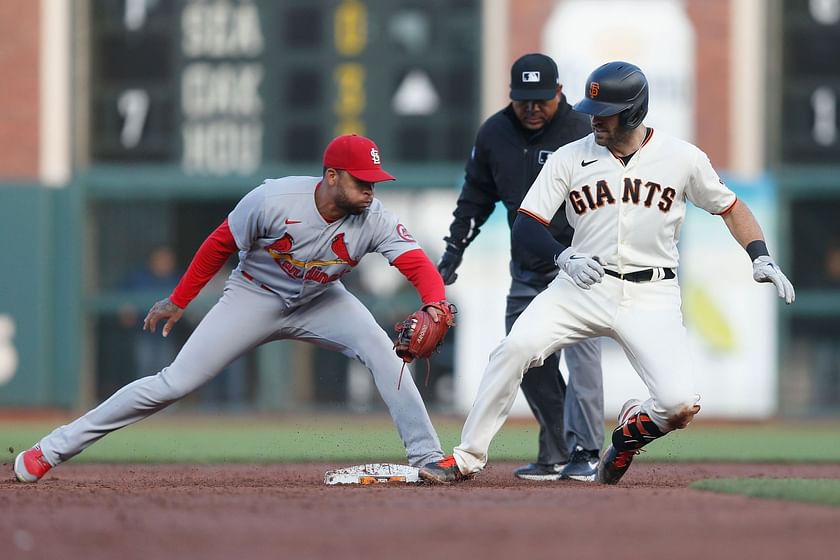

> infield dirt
[2,462,839,559]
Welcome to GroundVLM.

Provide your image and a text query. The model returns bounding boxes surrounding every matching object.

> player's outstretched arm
[141,219,239,338]
[721,199,795,304]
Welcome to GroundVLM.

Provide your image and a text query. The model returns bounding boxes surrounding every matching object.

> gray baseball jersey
[228,176,420,306]
[35,177,443,469]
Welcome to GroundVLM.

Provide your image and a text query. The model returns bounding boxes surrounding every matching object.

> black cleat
[597,399,649,485]
[597,444,639,485]
[418,455,471,484]
[513,462,565,481]
[560,446,600,482]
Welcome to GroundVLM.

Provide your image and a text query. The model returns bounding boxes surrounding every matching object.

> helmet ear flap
[621,106,644,129]
[618,85,649,129]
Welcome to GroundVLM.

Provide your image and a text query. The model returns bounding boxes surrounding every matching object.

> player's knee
[156,365,203,401]
[654,395,701,431]
[665,402,701,430]
[495,333,545,369]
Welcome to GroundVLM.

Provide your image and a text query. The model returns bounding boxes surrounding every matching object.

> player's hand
[752,256,795,304]
[555,247,605,289]
[437,246,464,285]
[143,298,185,337]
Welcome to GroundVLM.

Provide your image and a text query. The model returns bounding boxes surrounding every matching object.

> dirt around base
[2,462,839,560]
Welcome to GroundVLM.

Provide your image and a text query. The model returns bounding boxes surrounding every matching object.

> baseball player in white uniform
[15,134,447,483]
[419,61,795,485]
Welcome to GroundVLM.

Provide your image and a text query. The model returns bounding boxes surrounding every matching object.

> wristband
[746,240,770,261]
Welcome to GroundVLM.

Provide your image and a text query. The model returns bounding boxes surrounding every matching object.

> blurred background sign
[72,0,479,412]
[773,0,840,416]
[778,0,840,164]
[3,0,840,418]
[89,0,479,176]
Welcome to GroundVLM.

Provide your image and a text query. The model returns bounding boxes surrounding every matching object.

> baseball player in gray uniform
[15,134,446,483]
[419,61,795,485]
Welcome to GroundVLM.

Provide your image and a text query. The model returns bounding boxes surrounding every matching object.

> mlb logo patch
[522,71,541,83]
[538,149,553,165]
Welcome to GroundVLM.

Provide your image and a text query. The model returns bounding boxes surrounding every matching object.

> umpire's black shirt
[446,94,592,281]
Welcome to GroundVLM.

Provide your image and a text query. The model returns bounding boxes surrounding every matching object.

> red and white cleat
[14,445,53,483]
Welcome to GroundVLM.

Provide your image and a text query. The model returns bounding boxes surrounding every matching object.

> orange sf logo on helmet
[589,81,600,98]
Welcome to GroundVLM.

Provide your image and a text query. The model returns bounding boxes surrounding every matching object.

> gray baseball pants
[38,272,444,467]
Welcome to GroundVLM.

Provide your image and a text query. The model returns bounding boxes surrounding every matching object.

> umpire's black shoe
[419,455,471,484]
[513,462,565,481]
[560,446,600,482]
[597,444,640,485]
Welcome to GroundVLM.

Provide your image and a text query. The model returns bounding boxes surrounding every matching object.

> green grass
[636,423,840,463]
[2,415,840,464]
[691,478,840,508]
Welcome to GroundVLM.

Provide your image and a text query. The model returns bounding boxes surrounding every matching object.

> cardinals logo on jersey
[396,224,415,242]
[264,232,357,284]
[330,233,359,266]
[266,233,294,257]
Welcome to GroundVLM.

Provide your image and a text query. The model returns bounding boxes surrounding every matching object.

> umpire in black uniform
[439,53,604,481]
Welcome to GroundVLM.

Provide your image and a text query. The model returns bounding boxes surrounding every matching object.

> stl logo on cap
[590,82,600,98]
[323,134,396,183]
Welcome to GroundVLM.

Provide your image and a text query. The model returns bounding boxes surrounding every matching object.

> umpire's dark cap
[510,53,559,101]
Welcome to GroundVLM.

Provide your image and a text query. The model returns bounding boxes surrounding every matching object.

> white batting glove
[555,247,605,290]
[752,256,795,304]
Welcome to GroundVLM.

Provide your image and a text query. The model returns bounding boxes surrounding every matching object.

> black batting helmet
[573,61,648,129]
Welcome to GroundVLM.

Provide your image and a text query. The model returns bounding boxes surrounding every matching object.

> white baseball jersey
[520,129,736,272]
[228,176,420,306]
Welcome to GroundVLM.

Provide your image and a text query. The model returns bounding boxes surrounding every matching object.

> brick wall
[0,0,40,179]
[685,0,730,168]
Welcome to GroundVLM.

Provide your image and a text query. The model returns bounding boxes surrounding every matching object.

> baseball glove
[393,301,457,364]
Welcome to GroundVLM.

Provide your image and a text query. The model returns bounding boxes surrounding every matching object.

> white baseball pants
[454,272,699,474]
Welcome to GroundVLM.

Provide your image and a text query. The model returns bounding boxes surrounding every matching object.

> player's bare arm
[720,198,765,247]
[143,298,185,337]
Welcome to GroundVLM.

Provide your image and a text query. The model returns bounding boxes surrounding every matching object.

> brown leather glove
[393,301,457,363]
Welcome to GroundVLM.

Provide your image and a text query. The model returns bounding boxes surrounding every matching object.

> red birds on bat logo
[331,233,358,266]
[266,233,294,255]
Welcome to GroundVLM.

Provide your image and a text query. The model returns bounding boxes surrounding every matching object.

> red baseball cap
[322,134,396,183]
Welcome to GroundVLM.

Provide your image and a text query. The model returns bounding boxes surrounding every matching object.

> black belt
[604,267,675,283]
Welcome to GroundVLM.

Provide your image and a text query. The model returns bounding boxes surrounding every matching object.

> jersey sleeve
[226,183,267,251]
[392,248,446,303]
[169,220,238,308]
[370,208,422,263]
[519,147,573,224]
[685,147,737,215]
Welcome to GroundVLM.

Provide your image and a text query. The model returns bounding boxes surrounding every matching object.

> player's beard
[334,187,370,216]
[592,121,635,149]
